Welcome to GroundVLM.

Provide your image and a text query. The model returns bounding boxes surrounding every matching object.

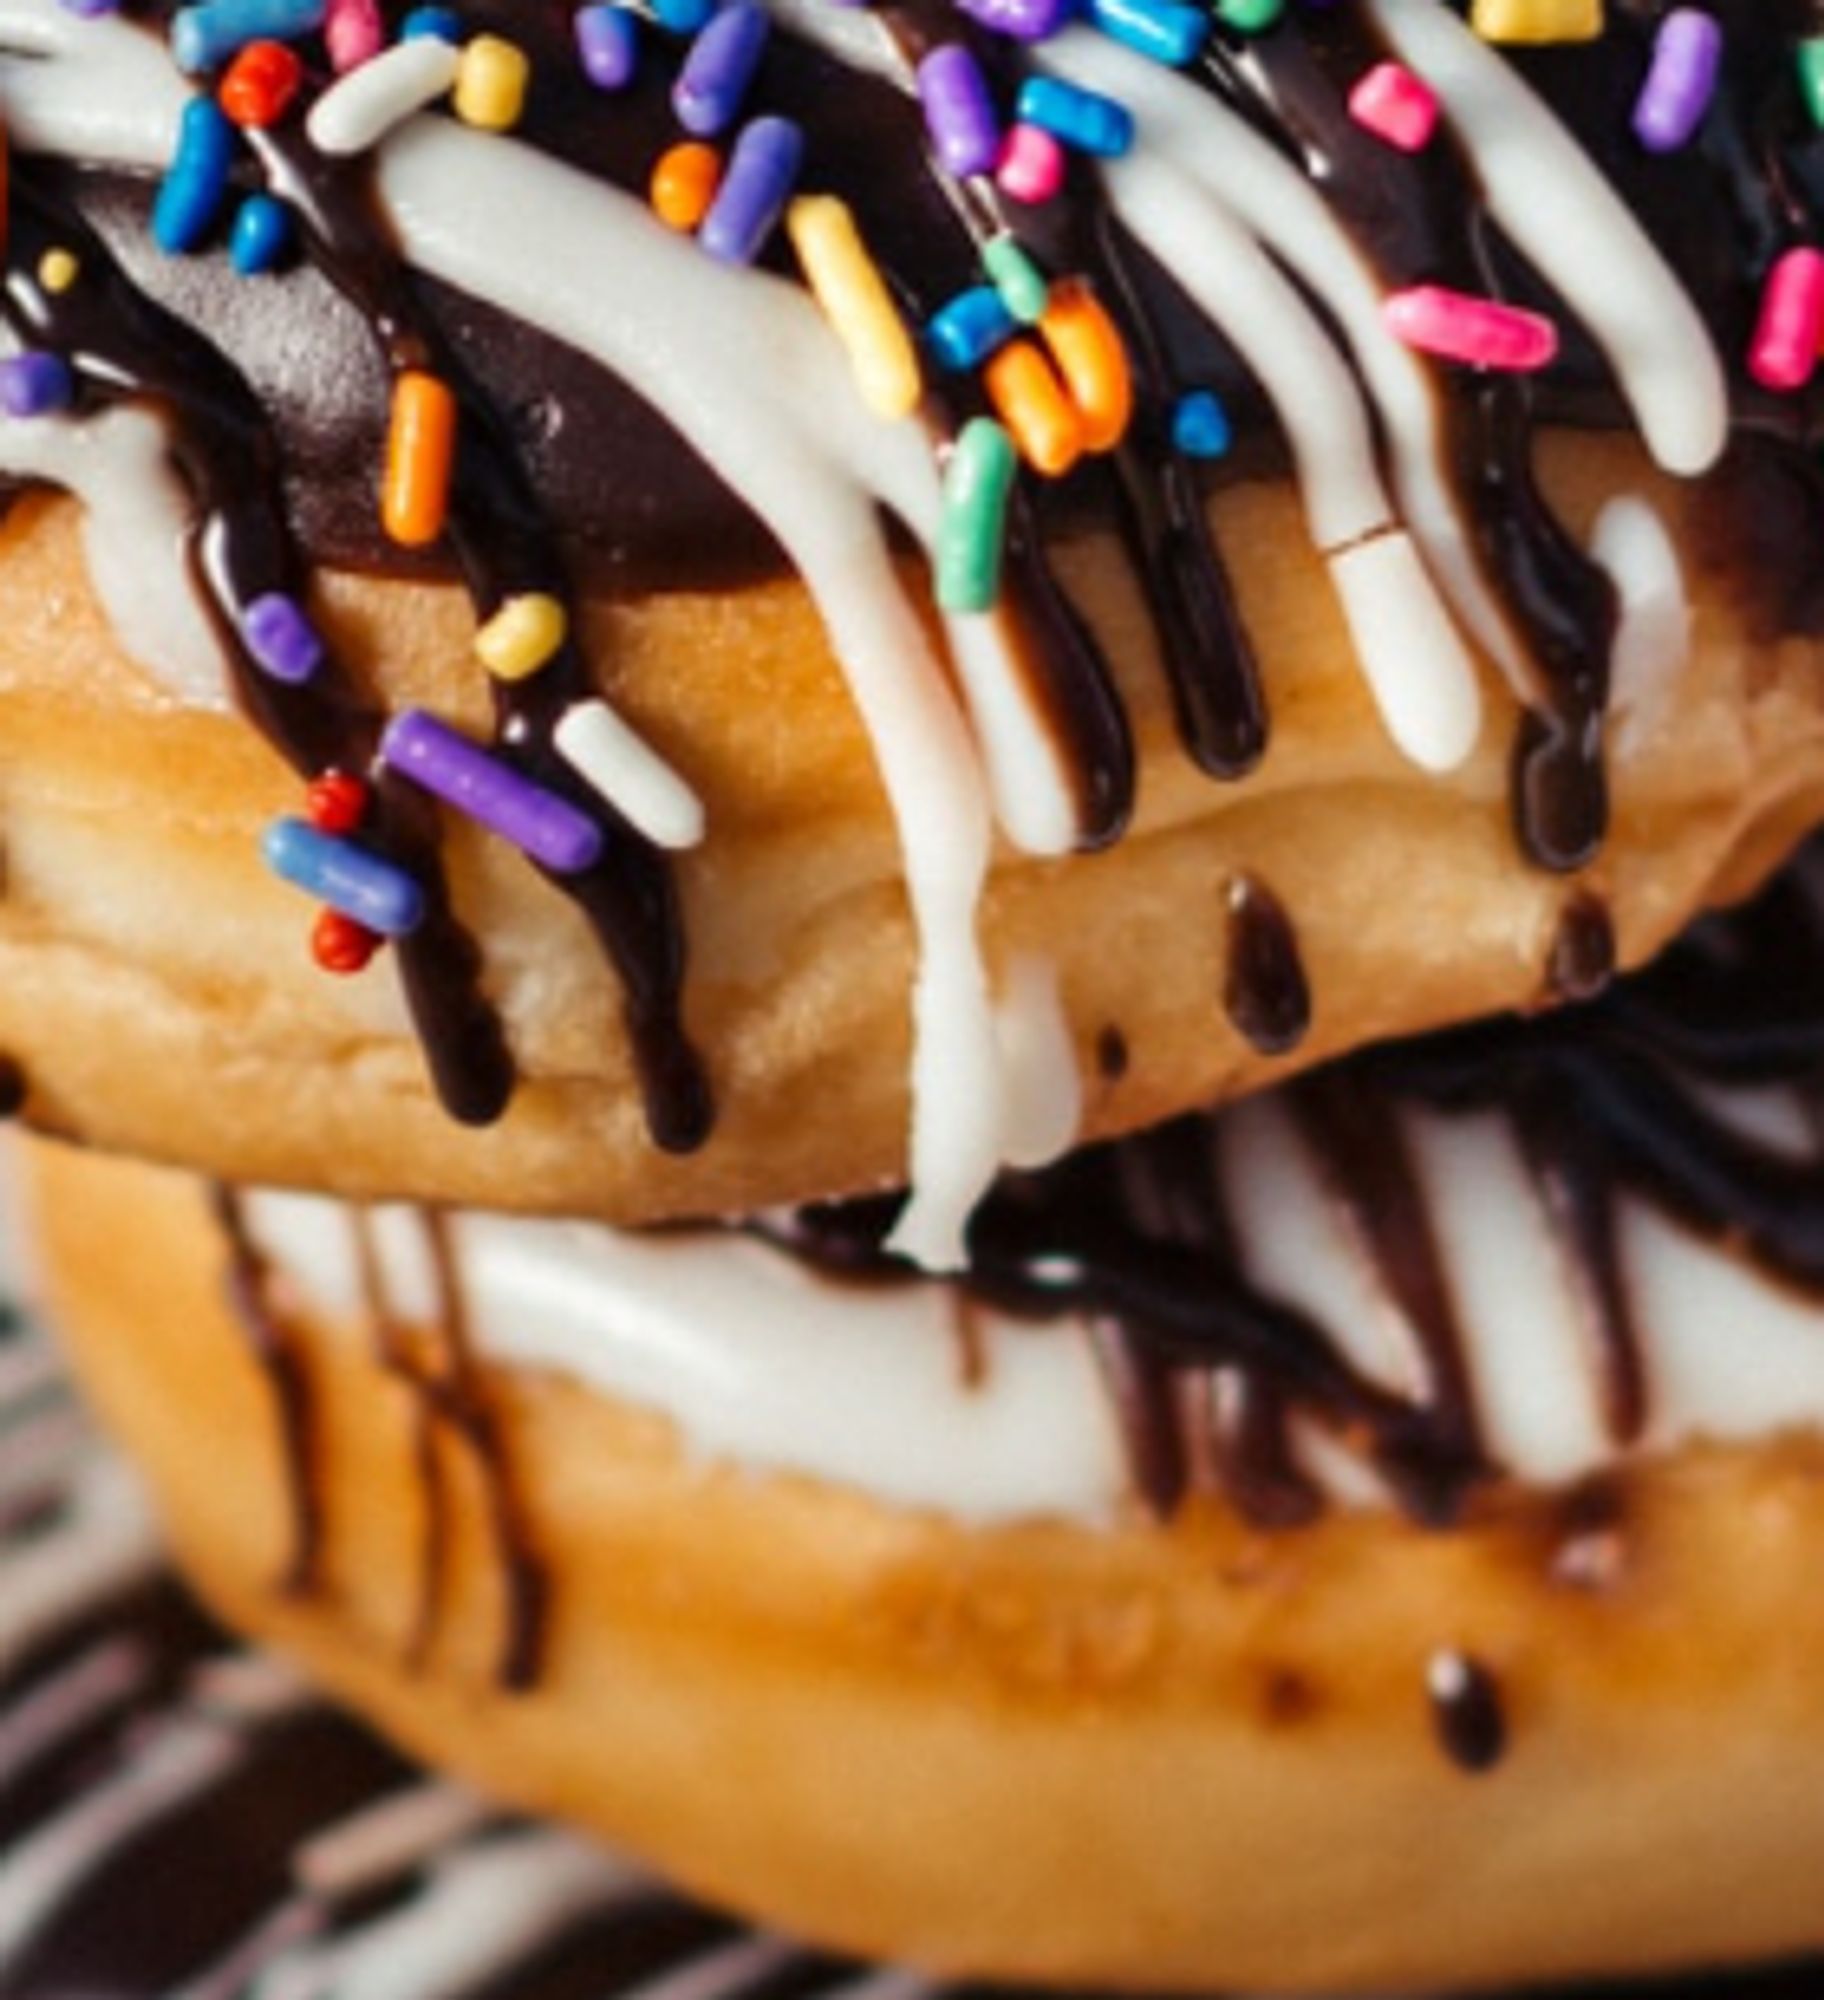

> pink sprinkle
[996,123,1066,206]
[1748,247,1824,393]
[325,0,384,73]
[1348,61,1438,153]
[1383,285,1559,373]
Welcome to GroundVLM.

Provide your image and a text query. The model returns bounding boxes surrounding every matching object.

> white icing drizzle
[994,952,1081,1172]
[0,1636,154,1791]
[1364,0,1729,478]
[1590,495,1690,760]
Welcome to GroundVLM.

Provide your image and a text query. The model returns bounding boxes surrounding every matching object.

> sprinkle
[324,0,383,73]
[1747,246,1824,393]
[935,417,1018,614]
[1467,0,1602,45]
[382,370,457,548]
[917,45,1002,181]
[1632,10,1721,154]
[650,141,722,231]
[307,36,458,155]
[554,699,706,850]
[241,590,323,683]
[1170,388,1231,459]
[982,235,1049,325]
[454,34,531,132]
[1800,40,1824,131]
[786,195,923,422]
[926,286,1018,372]
[36,249,80,294]
[1213,0,1282,29]
[1038,278,1131,452]
[1082,0,1208,70]
[380,710,605,875]
[56,0,122,14]
[151,97,237,254]
[576,4,638,89]
[699,116,803,265]
[218,38,302,126]
[0,351,75,418]
[996,123,1065,205]
[230,191,293,273]
[401,4,461,40]
[651,0,715,36]
[305,769,370,835]
[1015,76,1133,159]
[1382,285,1559,372]
[1347,62,1439,153]
[311,908,382,974]
[170,0,326,76]
[263,817,424,936]
[954,0,1070,41]
[673,3,769,139]
[474,592,569,682]
[983,338,1084,476]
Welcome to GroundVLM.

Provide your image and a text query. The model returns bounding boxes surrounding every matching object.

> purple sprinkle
[242,592,323,684]
[698,115,803,265]
[1632,8,1722,154]
[953,0,1070,41]
[0,351,75,419]
[575,2,638,90]
[672,3,770,138]
[916,44,1001,179]
[380,709,604,876]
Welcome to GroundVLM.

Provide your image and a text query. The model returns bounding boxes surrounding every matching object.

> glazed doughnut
[28,844,1824,1994]
[3,3,1824,1254]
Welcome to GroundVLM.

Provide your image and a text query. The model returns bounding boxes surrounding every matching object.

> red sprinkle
[306,769,371,836]
[219,41,304,129]
[312,908,382,975]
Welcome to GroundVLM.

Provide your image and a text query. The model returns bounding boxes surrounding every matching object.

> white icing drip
[0,405,227,704]
[1364,0,1729,478]
[1591,495,1690,759]
[994,953,1081,1172]
[245,1071,1824,1527]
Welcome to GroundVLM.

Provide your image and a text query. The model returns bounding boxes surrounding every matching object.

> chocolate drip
[1221,873,1310,1056]
[1426,1649,1508,1774]
[1547,892,1617,1004]
[214,1187,323,1595]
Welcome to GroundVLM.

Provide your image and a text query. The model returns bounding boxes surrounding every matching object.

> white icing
[245,1067,1824,1527]
[1591,496,1690,758]
[993,952,1081,1172]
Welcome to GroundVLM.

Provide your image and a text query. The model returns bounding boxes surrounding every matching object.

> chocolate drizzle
[1221,873,1310,1056]
[1426,1648,1508,1774]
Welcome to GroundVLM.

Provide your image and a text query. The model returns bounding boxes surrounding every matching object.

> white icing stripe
[246,1069,1824,1528]
[994,952,1080,1172]
[1591,495,1690,759]
[1365,0,1729,478]
[0,404,227,704]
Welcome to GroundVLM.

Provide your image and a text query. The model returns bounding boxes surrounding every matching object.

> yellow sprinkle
[785,196,922,425]
[475,592,568,682]
[453,34,530,132]
[37,248,79,294]
[1468,0,1602,43]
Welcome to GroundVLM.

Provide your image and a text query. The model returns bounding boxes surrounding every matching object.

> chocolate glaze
[1426,1648,1509,1775]
[1222,873,1310,1057]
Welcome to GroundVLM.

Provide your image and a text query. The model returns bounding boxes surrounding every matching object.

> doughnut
[27,840,1824,1994]
[3,4,1824,1254]
[7,1319,1819,2000]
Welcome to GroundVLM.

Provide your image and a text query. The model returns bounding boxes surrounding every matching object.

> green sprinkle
[1215,0,1283,28]
[983,235,1049,326]
[1799,38,1824,129]
[936,418,1019,615]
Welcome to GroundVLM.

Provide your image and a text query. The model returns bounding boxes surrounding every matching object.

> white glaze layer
[246,1073,1824,1527]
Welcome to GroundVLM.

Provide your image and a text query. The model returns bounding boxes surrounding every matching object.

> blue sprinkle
[699,115,803,265]
[263,819,425,937]
[673,3,770,137]
[170,0,326,75]
[926,286,1018,372]
[1015,76,1134,158]
[229,193,293,275]
[151,97,238,255]
[1171,388,1232,460]
[651,0,716,38]
[0,352,76,418]
[1083,0,1207,68]
[401,4,463,41]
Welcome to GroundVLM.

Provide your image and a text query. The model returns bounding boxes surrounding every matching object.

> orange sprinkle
[650,142,722,233]
[382,370,457,549]
[982,338,1084,479]
[1039,279,1132,455]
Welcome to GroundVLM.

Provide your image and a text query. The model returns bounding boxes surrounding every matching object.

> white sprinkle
[553,699,706,851]
[306,38,459,158]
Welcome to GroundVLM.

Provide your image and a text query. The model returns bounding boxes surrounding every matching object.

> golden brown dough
[31,1133,1824,1995]
[0,433,1819,1221]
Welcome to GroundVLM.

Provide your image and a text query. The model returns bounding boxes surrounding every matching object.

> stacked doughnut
[11,0,1824,1991]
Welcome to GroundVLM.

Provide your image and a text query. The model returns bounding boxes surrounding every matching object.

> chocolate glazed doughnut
[0,2,1819,1253]
[29,840,1824,1993]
